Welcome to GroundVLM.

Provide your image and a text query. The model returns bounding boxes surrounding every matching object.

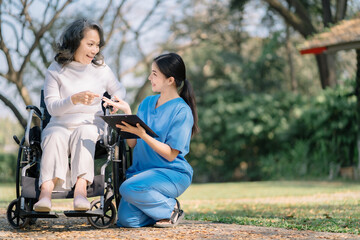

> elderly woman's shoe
[73,195,90,211]
[34,197,52,212]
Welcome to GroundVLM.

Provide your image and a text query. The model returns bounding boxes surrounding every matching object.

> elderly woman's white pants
[39,124,101,191]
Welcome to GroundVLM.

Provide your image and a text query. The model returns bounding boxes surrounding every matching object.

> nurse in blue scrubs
[102,52,199,228]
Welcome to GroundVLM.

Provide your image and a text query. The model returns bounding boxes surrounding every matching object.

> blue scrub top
[126,94,194,180]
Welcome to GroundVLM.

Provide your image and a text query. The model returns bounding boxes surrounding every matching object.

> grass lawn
[1,181,360,234]
[178,181,360,234]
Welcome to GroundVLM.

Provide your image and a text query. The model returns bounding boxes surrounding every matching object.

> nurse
[102,52,199,228]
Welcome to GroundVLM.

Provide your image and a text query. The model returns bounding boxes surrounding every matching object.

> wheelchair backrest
[40,89,51,130]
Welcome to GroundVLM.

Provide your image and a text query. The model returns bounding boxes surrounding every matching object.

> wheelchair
[6,91,131,229]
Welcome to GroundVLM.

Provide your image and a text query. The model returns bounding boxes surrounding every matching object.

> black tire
[87,199,116,229]
[7,199,31,229]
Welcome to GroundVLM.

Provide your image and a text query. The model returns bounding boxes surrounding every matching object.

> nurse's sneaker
[154,198,184,228]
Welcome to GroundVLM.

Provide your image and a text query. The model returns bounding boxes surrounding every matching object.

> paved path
[1,214,359,240]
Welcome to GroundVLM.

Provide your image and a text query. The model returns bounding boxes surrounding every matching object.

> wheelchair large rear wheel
[7,199,31,229]
[87,199,116,229]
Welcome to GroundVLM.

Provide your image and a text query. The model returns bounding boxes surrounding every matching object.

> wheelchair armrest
[26,105,42,119]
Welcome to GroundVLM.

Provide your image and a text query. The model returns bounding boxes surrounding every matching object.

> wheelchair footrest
[21,210,59,218]
[63,209,104,217]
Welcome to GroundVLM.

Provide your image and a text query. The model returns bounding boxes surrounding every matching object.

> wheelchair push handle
[26,105,42,119]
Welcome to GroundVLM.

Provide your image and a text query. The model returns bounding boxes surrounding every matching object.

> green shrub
[0,153,17,182]
[258,140,310,180]
[288,81,357,176]
[188,79,358,182]
[189,87,307,182]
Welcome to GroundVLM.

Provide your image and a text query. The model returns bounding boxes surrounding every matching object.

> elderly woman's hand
[102,95,132,115]
[71,91,100,105]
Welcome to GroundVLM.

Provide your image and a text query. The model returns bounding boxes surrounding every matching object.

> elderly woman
[33,18,126,212]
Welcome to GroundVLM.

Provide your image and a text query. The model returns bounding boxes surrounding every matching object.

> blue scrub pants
[116,168,191,228]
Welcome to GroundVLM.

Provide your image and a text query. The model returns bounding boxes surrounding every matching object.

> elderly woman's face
[74,29,100,64]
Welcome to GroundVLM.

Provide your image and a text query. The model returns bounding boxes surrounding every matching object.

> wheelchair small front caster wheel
[7,199,31,229]
[87,199,116,229]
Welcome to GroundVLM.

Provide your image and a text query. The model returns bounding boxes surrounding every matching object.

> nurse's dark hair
[153,53,199,135]
[54,18,105,66]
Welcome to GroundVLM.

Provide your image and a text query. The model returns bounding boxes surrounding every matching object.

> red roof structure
[298,15,360,55]
[298,14,360,175]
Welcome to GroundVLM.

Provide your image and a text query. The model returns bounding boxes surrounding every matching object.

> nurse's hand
[71,91,100,105]
[116,122,146,138]
[102,95,131,115]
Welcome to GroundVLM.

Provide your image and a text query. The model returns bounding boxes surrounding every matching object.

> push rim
[87,199,116,229]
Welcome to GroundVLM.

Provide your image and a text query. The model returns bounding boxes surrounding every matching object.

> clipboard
[100,114,158,139]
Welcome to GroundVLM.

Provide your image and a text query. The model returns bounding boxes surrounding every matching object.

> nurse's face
[148,62,170,93]
[74,29,100,65]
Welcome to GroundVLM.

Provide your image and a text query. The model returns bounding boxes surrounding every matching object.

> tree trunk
[285,23,296,92]
[322,0,334,27]
[356,49,360,175]
[263,0,346,89]
[335,0,348,22]
[327,53,337,86]
[315,54,337,88]
[0,94,26,128]
[17,83,33,107]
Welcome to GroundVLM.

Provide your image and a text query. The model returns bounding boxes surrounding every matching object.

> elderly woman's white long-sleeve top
[44,61,126,129]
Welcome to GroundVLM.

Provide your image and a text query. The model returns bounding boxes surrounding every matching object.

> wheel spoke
[93,216,100,224]
[7,199,31,228]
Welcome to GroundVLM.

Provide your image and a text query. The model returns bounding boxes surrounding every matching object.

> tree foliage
[0,0,73,127]
[230,0,358,89]
[0,0,194,128]
[1,0,359,183]
[166,0,359,182]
